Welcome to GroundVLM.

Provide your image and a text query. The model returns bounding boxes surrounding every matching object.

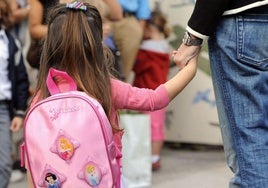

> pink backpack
[21,68,121,188]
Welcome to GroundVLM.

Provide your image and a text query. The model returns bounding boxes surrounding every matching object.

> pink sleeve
[111,79,170,111]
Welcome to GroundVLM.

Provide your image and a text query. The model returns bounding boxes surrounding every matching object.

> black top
[188,0,268,37]
[6,31,29,117]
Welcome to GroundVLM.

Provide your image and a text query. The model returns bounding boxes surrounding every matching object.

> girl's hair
[0,0,14,30]
[148,8,171,38]
[34,2,115,120]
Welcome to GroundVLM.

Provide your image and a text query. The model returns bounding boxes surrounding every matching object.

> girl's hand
[165,55,198,101]
[173,44,201,70]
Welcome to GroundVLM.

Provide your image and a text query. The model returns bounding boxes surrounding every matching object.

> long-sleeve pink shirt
[110,79,170,152]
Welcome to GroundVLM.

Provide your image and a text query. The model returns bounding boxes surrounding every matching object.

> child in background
[133,4,172,171]
[0,0,29,187]
[26,2,198,187]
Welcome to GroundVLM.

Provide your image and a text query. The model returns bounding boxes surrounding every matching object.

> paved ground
[8,144,233,188]
[152,144,232,188]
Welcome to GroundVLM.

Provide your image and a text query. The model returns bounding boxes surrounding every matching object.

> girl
[27,1,198,187]
[133,4,172,171]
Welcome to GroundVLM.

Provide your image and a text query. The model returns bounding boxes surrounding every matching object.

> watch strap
[183,32,203,46]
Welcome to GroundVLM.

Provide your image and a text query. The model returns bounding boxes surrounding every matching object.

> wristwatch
[182,31,203,46]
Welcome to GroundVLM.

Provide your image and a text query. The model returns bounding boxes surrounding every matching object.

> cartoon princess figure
[86,164,101,186]
[45,173,60,188]
[57,136,74,160]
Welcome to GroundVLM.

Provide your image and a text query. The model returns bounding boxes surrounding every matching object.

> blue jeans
[0,103,12,188]
[208,12,268,187]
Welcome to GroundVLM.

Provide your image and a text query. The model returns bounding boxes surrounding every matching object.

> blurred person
[10,0,30,24]
[174,0,268,187]
[27,0,61,69]
[10,0,31,81]
[0,0,29,187]
[9,1,31,183]
[112,0,151,82]
[27,0,122,70]
[133,3,172,171]
[10,0,30,48]
[102,0,122,21]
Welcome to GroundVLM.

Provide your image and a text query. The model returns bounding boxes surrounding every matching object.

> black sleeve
[15,52,30,112]
[188,0,230,36]
[10,35,30,113]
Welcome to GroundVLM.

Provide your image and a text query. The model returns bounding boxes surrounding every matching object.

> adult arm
[28,0,48,40]
[174,0,229,69]
[10,0,30,24]
[102,0,123,20]
[187,0,229,39]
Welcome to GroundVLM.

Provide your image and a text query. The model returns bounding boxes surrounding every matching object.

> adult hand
[173,43,201,70]
[10,116,24,132]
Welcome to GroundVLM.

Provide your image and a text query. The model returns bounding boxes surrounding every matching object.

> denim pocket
[237,14,268,70]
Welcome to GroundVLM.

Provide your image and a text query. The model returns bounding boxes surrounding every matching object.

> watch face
[182,32,202,46]
[182,32,190,45]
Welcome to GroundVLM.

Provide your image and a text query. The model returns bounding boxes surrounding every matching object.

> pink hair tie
[66,1,87,11]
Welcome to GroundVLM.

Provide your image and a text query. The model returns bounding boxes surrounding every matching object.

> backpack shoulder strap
[46,68,77,95]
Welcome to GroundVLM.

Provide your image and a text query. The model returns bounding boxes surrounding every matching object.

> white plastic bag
[120,113,152,188]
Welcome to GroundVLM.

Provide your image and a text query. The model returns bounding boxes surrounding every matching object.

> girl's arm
[112,54,198,111]
[29,0,48,40]
[165,52,198,101]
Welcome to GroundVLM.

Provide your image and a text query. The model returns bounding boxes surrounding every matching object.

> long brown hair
[0,0,14,30]
[34,2,114,119]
